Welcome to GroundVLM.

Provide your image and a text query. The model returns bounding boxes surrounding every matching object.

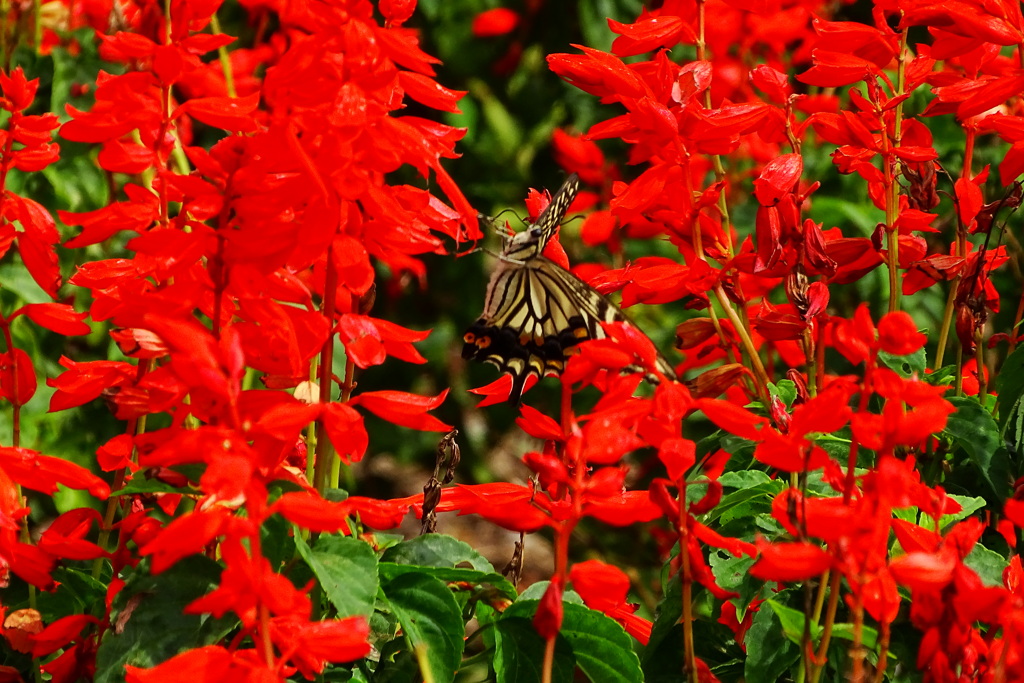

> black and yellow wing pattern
[462,174,675,404]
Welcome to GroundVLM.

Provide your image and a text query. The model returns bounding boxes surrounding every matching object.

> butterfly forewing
[532,174,580,241]
[463,173,673,404]
[501,173,580,262]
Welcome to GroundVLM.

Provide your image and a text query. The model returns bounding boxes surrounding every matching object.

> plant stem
[803,327,817,398]
[679,480,697,682]
[330,357,357,489]
[955,345,964,396]
[851,599,866,683]
[541,635,556,683]
[694,0,734,258]
[313,244,339,494]
[809,571,842,683]
[32,0,40,55]
[209,12,237,97]
[975,330,988,399]
[714,285,771,403]
[0,0,8,68]
[934,279,958,369]
[872,622,891,683]
[890,28,909,313]
[93,360,151,579]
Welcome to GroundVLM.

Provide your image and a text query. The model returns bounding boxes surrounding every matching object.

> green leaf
[878,346,927,378]
[379,562,517,601]
[260,506,296,570]
[963,542,1008,587]
[380,533,494,572]
[642,624,690,682]
[706,481,784,527]
[997,344,1024,453]
[718,470,773,489]
[744,599,800,683]
[35,567,107,621]
[1006,399,1024,459]
[813,430,855,465]
[294,532,378,621]
[997,343,1024,422]
[765,599,820,644]
[579,0,621,50]
[561,603,643,683]
[95,557,237,683]
[493,616,575,683]
[830,622,878,649]
[944,396,1009,502]
[924,494,987,531]
[498,601,641,683]
[709,552,760,609]
[111,477,199,497]
[925,365,958,387]
[382,572,465,683]
[319,665,357,682]
[642,574,682,673]
[372,649,420,683]
[720,433,756,460]
[768,380,798,407]
[516,580,583,605]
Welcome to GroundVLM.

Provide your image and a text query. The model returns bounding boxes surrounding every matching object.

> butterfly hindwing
[462,258,621,403]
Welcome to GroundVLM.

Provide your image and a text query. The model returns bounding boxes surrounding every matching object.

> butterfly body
[462,174,674,404]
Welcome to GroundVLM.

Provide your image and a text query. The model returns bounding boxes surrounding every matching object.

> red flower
[124,646,293,682]
[349,389,451,432]
[890,549,958,592]
[753,153,803,206]
[750,539,832,581]
[877,311,927,355]
[534,579,564,639]
[471,8,519,37]
[797,19,899,88]
[570,560,652,643]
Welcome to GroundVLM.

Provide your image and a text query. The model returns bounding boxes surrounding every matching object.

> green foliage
[94,557,237,683]
[877,347,927,378]
[944,396,1010,502]
[495,600,641,683]
[744,604,801,683]
[997,343,1024,458]
[382,572,466,683]
[297,533,379,621]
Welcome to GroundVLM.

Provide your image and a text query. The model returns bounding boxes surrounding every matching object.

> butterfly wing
[463,257,622,403]
[532,173,580,241]
[502,174,580,261]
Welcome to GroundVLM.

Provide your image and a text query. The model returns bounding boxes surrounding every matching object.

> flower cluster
[2,0,478,679]
[0,0,1022,681]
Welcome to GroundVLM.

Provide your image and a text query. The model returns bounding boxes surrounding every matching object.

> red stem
[679,478,696,681]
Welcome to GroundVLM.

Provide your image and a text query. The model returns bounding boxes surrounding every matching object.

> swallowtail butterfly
[462,174,675,404]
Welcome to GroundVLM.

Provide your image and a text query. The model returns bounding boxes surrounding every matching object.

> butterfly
[462,173,676,404]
